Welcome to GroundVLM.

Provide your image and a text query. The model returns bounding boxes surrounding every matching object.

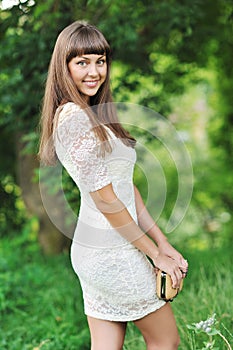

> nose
[88,63,98,77]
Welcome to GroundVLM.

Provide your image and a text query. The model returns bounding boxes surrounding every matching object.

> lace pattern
[54,102,165,321]
[55,103,111,192]
[71,244,165,321]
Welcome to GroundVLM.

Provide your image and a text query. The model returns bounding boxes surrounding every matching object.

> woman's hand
[157,240,188,278]
[152,253,183,289]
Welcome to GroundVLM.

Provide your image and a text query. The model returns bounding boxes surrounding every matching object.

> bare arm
[90,183,184,287]
[134,185,168,245]
[134,185,188,275]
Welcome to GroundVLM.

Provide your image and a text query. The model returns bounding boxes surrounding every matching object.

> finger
[173,254,187,270]
[179,258,188,272]
[170,274,177,289]
[171,266,183,289]
[179,266,188,277]
[183,258,189,268]
[180,270,188,278]
[177,270,183,288]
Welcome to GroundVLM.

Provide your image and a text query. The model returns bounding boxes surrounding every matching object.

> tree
[0,0,74,253]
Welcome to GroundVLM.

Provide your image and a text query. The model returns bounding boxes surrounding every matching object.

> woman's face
[68,54,107,102]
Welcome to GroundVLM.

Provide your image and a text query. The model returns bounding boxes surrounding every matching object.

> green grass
[0,232,232,350]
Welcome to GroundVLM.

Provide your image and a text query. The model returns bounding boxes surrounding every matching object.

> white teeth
[84,81,98,87]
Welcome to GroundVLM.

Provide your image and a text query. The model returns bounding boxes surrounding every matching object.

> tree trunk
[16,133,71,254]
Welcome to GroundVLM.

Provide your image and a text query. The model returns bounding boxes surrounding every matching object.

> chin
[85,90,99,97]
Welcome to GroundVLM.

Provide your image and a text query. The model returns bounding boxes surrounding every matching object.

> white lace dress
[54,102,165,321]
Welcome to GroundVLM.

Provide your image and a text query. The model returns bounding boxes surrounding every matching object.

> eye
[77,60,87,67]
[97,59,106,66]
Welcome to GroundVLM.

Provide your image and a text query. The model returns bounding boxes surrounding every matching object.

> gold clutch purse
[156,270,183,301]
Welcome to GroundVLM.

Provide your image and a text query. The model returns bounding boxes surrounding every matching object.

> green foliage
[187,313,232,350]
[0,0,76,240]
[0,0,73,132]
[37,164,80,231]
[0,175,29,237]
[0,231,90,350]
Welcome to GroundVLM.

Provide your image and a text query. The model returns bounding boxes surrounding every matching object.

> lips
[83,80,99,88]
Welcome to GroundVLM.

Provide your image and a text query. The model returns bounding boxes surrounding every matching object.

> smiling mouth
[83,80,99,87]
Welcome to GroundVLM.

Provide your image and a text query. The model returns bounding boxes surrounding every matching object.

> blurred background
[0,1,232,349]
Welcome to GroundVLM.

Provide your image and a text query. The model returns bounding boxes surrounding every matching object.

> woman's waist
[73,220,135,249]
[79,198,137,224]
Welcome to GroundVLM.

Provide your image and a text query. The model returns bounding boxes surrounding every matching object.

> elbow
[91,193,125,215]
[94,198,114,214]
[90,184,125,215]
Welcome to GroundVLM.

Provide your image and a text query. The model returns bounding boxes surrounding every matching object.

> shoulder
[58,102,82,122]
[56,102,92,131]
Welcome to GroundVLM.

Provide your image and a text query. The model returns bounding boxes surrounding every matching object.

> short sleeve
[54,103,111,192]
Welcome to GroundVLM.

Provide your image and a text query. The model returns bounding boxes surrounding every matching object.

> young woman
[39,21,188,350]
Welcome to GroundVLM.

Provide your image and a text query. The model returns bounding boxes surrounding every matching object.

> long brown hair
[38,21,136,165]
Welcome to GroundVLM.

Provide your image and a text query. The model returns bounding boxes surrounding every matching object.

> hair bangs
[67,26,111,62]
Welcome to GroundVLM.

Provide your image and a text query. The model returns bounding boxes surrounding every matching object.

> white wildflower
[194,314,216,334]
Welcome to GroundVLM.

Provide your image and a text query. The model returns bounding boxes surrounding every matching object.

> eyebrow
[80,54,106,60]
